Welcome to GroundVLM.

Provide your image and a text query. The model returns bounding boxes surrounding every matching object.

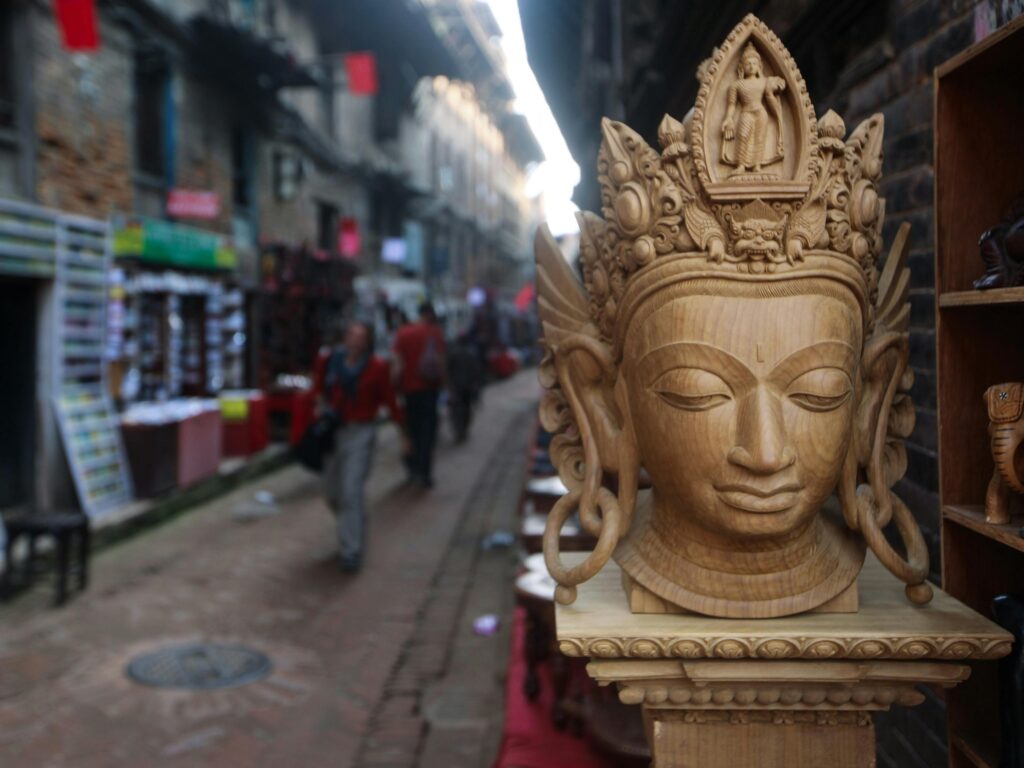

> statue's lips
[715,482,803,513]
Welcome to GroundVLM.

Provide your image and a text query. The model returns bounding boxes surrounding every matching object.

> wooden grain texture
[646,711,876,768]
[536,13,932,619]
[556,551,1011,661]
[944,504,1024,554]
[622,569,859,615]
[940,286,1024,307]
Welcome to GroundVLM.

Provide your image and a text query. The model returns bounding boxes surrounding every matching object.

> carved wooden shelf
[939,286,1024,307]
[943,504,1024,553]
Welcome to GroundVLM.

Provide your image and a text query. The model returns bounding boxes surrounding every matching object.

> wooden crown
[577,14,887,342]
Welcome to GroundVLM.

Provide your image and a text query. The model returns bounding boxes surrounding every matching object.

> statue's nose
[728,386,796,474]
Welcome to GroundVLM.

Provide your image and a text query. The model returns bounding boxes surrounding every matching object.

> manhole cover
[126,643,272,690]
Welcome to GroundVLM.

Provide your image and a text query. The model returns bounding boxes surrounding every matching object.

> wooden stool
[1,512,91,606]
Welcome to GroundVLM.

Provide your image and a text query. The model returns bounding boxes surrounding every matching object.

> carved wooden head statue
[537,15,932,618]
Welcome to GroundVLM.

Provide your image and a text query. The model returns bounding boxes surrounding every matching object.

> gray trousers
[324,422,377,560]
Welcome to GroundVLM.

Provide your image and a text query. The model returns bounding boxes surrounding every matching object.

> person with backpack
[319,320,405,573]
[392,302,447,488]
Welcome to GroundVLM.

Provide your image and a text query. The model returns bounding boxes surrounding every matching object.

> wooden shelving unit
[939,286,1024,308]
[934,15,1024,768]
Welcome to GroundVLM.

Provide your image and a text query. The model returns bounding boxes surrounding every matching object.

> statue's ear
[554,335,628,475]
[856,330,912,481]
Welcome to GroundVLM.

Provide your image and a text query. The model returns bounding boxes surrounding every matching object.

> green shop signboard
[114,219,237,271]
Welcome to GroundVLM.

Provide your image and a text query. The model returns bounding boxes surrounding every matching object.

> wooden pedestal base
[556,553,1013,768]
[645,708,873,768]
[588,657,967,768]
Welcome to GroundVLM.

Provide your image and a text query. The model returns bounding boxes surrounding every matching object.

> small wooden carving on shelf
[984,383,1024,524]
[974,197,1024,289]
[536,13,931,619]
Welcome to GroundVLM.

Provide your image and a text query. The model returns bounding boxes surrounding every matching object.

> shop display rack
[933,15,1024,767]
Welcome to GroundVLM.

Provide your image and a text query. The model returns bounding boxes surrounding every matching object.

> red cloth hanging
[514,282,536,312]
[54,0,100,51]
[344,52,379,95]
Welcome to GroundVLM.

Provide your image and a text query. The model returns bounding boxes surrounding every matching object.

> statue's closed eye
[651,368,731,411]
[787,368,851,412]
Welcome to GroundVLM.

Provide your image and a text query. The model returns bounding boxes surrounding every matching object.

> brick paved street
[0,372,538,768]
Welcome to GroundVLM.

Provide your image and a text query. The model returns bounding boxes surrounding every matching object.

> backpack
[416,334,443,384]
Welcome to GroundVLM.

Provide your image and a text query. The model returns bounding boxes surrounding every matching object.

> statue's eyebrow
[637,342,756,390]
[767,341,857,388]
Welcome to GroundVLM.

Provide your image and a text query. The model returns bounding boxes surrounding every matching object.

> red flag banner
[338,218,361,258]
[344,52,378,95]
[55,0,100,51]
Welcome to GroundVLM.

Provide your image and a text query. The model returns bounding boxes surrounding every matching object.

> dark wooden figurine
[974,197,1024,289]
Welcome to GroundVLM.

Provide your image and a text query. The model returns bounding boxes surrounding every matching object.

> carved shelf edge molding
[558,635,1012,660]
[661,710,875,727]
[618,680,926,710]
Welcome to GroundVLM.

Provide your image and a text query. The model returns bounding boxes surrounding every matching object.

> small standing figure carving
[721,44,786,176]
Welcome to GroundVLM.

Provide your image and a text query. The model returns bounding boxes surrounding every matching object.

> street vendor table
[121,400,223,497]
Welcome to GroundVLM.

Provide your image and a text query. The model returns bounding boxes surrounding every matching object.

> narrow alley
[0,372,537,768]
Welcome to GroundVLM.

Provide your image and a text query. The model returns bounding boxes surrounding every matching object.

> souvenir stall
[257,241,356,445]
[109,218,257,496]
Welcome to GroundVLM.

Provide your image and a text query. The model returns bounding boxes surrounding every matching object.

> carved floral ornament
[536,14,929,618]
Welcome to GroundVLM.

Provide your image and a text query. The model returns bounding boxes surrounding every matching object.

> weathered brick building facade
[521,0,1024,764]
[4,0,540,297]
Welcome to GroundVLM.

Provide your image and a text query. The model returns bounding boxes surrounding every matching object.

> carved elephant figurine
[984,383,1024,524]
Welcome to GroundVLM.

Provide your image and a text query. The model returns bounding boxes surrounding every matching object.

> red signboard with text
[167,189,221,220]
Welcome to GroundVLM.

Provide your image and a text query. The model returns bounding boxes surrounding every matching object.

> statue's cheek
[784,402,855,474]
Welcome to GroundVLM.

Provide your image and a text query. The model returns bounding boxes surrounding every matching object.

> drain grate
[126,643,272,690]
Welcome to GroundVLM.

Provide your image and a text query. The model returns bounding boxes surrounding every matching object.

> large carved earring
[837,224,933,604]
[535,226,639,605]
[540,334,640,606]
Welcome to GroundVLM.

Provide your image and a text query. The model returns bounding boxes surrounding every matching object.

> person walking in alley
[447,329,484,442]
[392,302,447,488]
[319,321,406,573]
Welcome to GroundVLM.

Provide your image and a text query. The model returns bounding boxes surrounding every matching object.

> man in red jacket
[320,321,405,572]
[392,302,447,487]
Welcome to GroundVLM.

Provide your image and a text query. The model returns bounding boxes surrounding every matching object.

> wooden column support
[589,658,966,767]
[556,553,1011,767]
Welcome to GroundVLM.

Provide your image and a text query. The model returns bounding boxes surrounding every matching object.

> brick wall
[174,76,236,235]
[819,1,1023,765]
[32,3,134,218]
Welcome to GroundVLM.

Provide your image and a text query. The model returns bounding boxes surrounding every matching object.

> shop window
[317,202,339,253]
[133,46,172,181]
